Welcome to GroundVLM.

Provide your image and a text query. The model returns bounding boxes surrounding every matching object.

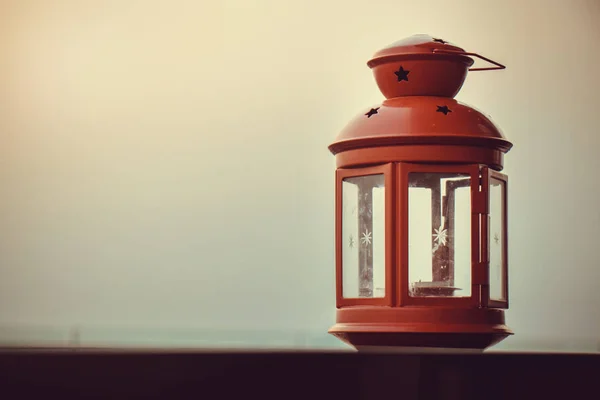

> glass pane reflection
[408,172,471,298]
[342,174,385,298]
[489,177,506,302]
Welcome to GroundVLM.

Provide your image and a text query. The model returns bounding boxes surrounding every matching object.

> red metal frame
[397,163,482,307]
[483,168,509,309]
[335,163,395,307]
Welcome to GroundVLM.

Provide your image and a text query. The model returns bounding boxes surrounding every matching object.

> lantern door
[482,167,509,308]
[336,164,394,307]
[397,163,482,307]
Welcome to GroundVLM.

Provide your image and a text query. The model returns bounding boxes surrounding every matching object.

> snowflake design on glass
[359,205,372,217]
[494,233,500,245]
[432,226,448,246]
[349,234,355,249]
[361,229,372,246]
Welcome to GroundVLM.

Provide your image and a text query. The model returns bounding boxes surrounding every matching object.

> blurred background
[0,0,598,352]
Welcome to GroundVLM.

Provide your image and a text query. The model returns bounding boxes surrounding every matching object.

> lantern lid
[329,96,512,155]
[367,34,473,69]
[366,34,505,98]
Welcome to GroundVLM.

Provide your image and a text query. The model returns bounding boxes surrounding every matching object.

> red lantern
[328,34,512,351]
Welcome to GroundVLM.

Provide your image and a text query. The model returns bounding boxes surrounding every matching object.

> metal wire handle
[432,49,506,71]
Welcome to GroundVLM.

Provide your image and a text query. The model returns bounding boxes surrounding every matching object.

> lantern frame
[335,163,395,308]
[334,162,510,310]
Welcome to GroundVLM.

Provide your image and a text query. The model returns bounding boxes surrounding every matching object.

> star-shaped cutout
[365,107,379,118]
[432,38,447,44]
[494,233,500,245]
[349,234,355,249]
[436,105,452,115]
[394,66,410,82]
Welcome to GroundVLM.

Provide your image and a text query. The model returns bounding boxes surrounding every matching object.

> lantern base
[353,346,484,354]
[329,306,512,351]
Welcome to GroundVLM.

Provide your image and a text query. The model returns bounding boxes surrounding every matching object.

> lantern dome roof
[329,96,512,155]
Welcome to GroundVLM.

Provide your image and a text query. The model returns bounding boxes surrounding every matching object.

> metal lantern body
[328,34,513,351]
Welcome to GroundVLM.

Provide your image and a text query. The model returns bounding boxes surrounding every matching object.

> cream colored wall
[1,0,599,349]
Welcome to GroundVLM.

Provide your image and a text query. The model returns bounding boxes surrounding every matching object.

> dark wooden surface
[0,348,598,399]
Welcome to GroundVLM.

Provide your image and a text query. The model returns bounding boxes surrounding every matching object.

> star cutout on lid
[436,105,452,115]
[365,107,380,118]
[432,38,447,44]
[394,66,410,82]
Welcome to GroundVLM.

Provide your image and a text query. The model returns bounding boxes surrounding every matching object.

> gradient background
[1,0,599,351]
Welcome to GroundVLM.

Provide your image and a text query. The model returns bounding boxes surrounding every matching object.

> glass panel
[489,177,506,302]
[408,173,472,298]
[342,174,385,298]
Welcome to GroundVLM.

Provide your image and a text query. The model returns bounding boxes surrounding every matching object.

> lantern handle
[432,49,506,71]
